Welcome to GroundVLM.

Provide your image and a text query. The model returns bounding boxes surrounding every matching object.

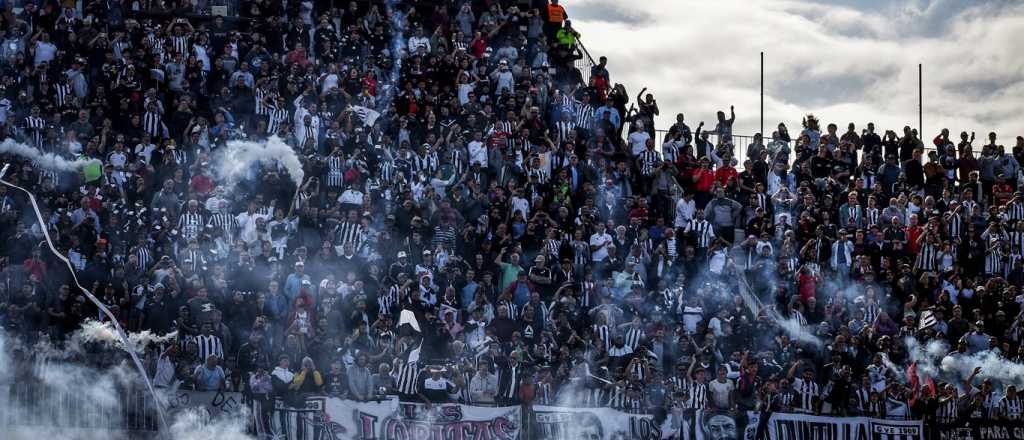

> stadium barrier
[2,381,940,440]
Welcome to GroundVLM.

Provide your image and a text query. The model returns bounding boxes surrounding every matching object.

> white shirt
[675,198,695,228]
[709,379,735,409]
[272,366,295,384]
[34,41,58,65]
[628,131,651,156]
[468,140,487,167]
[408,36,430,53]
[590,232,613,261]
[510,196,529,219]
[235,211,270,244]
[338,189,365,205]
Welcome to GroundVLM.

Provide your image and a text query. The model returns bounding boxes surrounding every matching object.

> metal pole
[760,51,764,136]
[919,63,923,137]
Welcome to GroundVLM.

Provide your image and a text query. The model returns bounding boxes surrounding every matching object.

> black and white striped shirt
[1009,203,1024,222]
[527,167,549,185]
[254,88,270,116]
[450,148,466,178]
[133,245,154,270]
[326,156,345,188]
[1009,230,1024,256]
[915,243,938,272]
[578,280,595,309]
[334,221,364,249]
[948,214,963,239]
[378,285,400,317]
[267,106,290,135]
[207,212,236,240]
[55,83,73,108]
[638,149,661,176]
[181,249,206,272]
[624,326,644,351]
[178,212,204,241]
[555,121,575,144]
[573,240,590,266]
[192,334,223,362]
[413,152,439,176]
[143,110,163,138]
[1001,396,1023,420]
[24,115,45,147]
[689,220,715,248]
[688,380,708,409]
[395,361,421,395]
[866,207,880,228]
[574,102,595,131]
[792,378,820,414]
[171,35,190,56]
[498,300,518,321]
[986,249,1005,275]
[936,397,960,423]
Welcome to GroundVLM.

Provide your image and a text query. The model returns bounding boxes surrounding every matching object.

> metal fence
[1,381,161,434]
[574,40,598,87]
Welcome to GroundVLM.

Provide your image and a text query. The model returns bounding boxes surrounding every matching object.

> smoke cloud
[0,327,254,439]
[218,136,305,186]
[0,139,101,171]
[76,319,178,355]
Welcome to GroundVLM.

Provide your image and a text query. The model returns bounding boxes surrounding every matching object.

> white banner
[766,413,924,440]
[533,405,660,440]
[257,396,522,440]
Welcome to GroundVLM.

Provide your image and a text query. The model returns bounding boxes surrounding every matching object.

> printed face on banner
[694,411,759,440]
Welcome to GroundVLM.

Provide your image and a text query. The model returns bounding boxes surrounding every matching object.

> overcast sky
[565,0,1024,143]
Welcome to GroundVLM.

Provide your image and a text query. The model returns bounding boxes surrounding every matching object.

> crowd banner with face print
[692,410,760,440]
[533,405,661,440]
[255,396,522,440]
[765,412,923,440]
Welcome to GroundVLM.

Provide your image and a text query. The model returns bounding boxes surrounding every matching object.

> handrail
[575,38,598,67]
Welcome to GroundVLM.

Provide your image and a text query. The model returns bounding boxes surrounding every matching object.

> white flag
[399,309,421,332]
[350,105,381,127]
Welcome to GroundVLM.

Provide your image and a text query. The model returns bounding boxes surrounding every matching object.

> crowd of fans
[2,0,1024,434]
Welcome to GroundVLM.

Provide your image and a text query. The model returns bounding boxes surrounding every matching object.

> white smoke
[941,350,1024,389]
[770,312,825,348]
[0,170,252,438]
[75,319,178,354]
[0,330,254,439]
[0,139,100,171]
[218,136,305,185]
[902,336,1024,389]
[733,273,824,348]
[904,336,947,382]
[168,407,254,440]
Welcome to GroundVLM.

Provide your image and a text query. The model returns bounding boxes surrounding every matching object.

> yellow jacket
[289,369,323,390]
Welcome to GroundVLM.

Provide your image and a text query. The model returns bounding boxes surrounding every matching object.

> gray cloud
[566,0,1024,139]
[567,0,652,25]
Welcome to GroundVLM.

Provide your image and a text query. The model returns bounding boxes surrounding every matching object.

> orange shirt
[547,4,566,22]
